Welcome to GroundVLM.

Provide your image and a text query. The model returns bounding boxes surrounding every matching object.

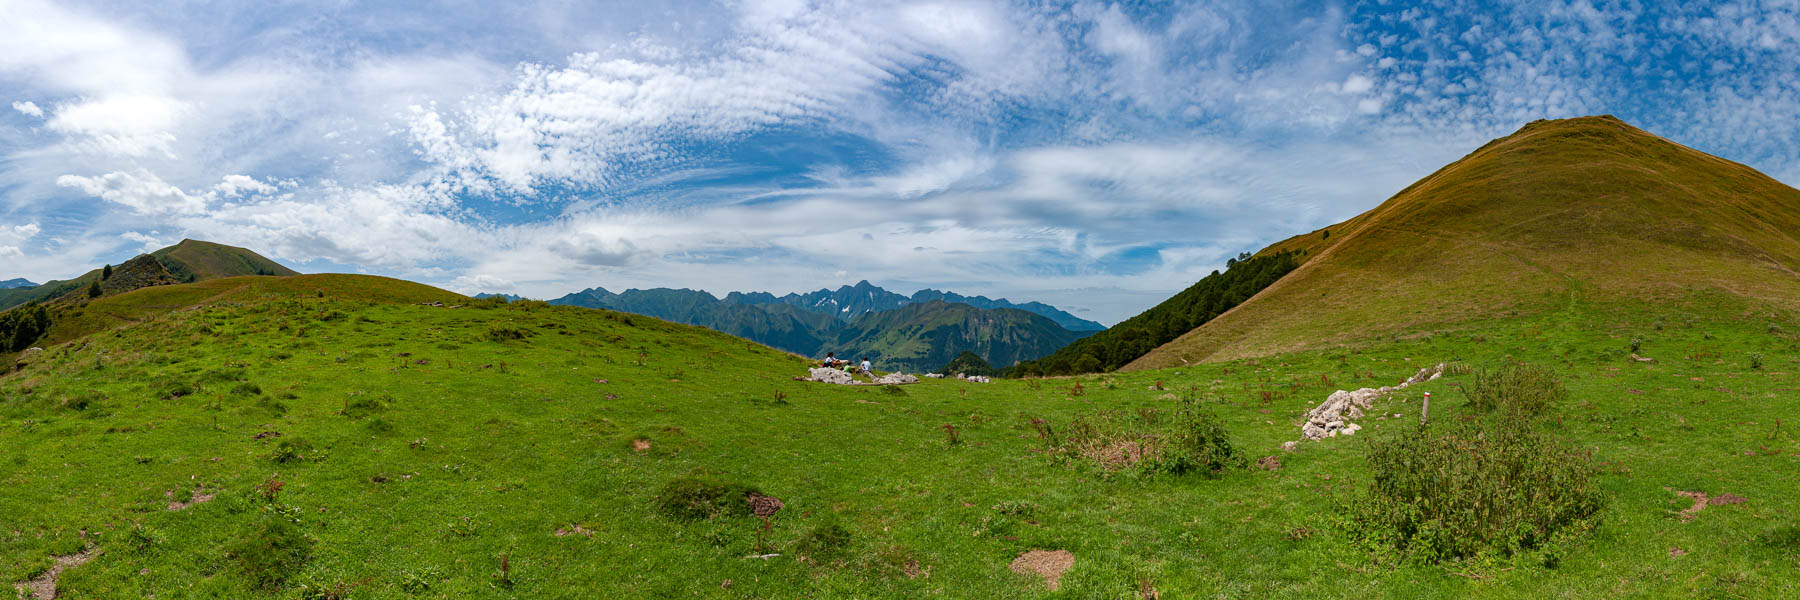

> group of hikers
[820,352,872,376]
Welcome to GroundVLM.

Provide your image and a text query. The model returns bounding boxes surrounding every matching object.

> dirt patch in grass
[1710,493,1748,506]
[1010,549,1074,590]
[1672,490,1746,521]
[1256,455,1282,471]
[13,546,100,599]
[166,486,216,511]
[631,438,651,453]
[554,524,594,537]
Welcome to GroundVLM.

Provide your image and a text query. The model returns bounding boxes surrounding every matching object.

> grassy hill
[0,240,298,311]
[151,240,298,282]
[2,271,1798,597]
[1129,115,1800,370]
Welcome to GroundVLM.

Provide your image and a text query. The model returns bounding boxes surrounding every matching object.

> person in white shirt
[859,358,872,375]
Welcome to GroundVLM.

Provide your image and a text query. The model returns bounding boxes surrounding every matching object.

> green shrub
[1353,422,1604,564]
[1150,400,1246,476]
[227,514,313,589]
[654,476,760,521]
[1462,363,1566,416]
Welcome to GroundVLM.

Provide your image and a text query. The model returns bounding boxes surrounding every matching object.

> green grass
[2,276,1798,597]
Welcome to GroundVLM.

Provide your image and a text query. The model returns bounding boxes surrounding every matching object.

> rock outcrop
[1300,363,1444,441]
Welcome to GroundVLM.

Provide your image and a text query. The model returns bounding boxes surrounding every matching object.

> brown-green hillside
[1128,115,1800,369]
[0,240,299,311]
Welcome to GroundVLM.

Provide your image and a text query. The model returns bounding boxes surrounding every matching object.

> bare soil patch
[1010,549,1074,590]
[166,486,216,511]
[1671,489,1746,521]
[631,438,651,453]
[554,524,594,537]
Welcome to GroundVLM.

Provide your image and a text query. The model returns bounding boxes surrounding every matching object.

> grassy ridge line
[1129,115,1800,369]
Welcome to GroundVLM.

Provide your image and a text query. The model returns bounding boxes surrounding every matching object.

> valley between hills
[3,116,1798,598]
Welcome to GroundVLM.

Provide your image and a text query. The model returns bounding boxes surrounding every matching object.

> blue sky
[3,0,1798,325]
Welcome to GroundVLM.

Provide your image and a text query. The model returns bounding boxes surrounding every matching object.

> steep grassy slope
[1130,116,1800,369]
[824,300,1092,372]
[3,277,1797,597]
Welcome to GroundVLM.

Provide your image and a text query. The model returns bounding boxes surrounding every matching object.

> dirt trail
[13,547,100,599]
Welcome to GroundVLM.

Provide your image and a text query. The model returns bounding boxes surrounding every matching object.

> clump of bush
[226,513,314,589]
[1353,421,1603,564]
[654,476,761,521]
[1462,362,1566,416]
[1150,400,1247,476]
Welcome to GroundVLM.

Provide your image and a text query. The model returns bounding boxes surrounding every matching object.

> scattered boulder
[1009,549,1074,590]
[924,373,946,379]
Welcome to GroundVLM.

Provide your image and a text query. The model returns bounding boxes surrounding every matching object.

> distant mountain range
[0,278,38,289]
[514,281,1101,373]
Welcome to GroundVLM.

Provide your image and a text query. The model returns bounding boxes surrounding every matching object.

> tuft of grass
[226,513,314,590]
[654,476,761,521]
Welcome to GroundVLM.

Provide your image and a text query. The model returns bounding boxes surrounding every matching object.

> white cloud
[11,100,43,117]
[212,175,276,198]
[57,170,208,215]
[118,230,163,252]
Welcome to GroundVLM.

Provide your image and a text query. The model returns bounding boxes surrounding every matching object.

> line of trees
[0,303,52,352]
[1007,250,1301,376]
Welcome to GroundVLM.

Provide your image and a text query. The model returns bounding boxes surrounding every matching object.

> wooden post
[1421,392,1431,425]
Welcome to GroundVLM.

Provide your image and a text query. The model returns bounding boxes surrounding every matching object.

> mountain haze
[1129,115,1800,369]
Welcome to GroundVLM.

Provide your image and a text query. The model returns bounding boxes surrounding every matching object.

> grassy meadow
[3,276,1798,598]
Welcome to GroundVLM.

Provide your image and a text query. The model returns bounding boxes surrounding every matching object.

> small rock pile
[1300,363,1444,441]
